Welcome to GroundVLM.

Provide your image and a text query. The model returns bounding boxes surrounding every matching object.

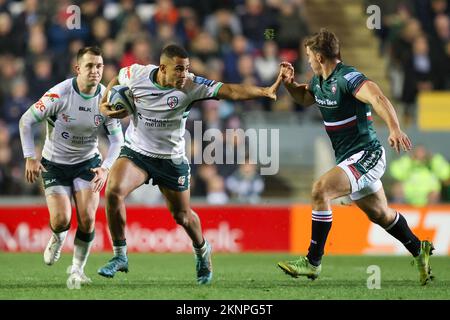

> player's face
[306,47,321,76]
[164,57,190,89]
[76,53,104,87]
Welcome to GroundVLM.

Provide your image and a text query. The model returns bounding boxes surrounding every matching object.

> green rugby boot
[278,256,321,280]
[413,240,435,286]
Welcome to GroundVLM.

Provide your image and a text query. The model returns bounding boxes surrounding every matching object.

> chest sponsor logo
[94,114,104,126]
[167,96,179,109]
[79,106,92,112]
[315,95,337,106]
[138,113,173,128]
[61,132,70,139]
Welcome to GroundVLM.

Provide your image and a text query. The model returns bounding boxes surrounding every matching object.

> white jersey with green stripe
[118,63,223,158]
[19,78,123,165]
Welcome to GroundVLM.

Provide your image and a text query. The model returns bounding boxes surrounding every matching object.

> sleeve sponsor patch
[193,76,216,87]
[343,72,364,86]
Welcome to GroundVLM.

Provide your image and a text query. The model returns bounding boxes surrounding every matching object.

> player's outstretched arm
[279,62,315,107]
[99,76,128,119]
[216,71,282,101]
[355,80,412,154]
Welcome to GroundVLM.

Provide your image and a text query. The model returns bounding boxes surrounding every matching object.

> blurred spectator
[390,145,450,206]
[225,162,264,203]
[27,55,57,101]
[274,0,309,50]
[254,40,280,86]
[1,78,32,138]
[0,12,22,56]
[239,0,275,49]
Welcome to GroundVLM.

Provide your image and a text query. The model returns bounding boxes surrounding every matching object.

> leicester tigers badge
[167,96,179,109]
[94,114,104,126]
[331,84,337,94]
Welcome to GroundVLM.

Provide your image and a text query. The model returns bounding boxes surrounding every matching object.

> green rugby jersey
[308,62,381,163]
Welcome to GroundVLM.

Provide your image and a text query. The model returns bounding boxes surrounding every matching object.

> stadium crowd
[0,0,449,205]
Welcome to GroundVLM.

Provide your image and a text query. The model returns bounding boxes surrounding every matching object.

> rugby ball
[107,85,136,114]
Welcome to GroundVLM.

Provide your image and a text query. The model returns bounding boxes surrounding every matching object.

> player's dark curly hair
[304,28,341,60]
[161,44,189,59]
[76,46,102,61]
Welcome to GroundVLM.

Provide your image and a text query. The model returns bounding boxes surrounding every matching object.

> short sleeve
[340,70,368,95]
[188,73,223,101]
[118,64,138,86]
[29,86,62,121]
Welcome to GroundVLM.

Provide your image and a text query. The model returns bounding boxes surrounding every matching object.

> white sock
[53,229,68,243]
[72,238,93,272]
[113,245,127,257]
[193,239,208,256]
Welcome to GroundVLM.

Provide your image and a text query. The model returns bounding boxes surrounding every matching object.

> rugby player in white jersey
[97,44,282,284]
[19,47,124,285]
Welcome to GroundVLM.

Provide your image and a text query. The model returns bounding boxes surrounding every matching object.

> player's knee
[77,214,95,233]
[105,184,126,203]
[51,215,71,232]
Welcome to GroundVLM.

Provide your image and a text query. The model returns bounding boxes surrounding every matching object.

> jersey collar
[322,62,343,82]
[72,77,101,99]
[150,68,173,90]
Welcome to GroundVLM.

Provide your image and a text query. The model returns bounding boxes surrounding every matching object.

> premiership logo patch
[94,114,104,126]
[167,96,179,109]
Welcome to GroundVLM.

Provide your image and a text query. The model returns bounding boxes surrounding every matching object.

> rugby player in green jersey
[277,29,434,285]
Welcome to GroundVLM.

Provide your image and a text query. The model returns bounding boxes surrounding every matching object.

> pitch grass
[0,253,448,300]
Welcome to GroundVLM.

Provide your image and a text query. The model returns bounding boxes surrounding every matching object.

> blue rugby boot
[97,255,129,278]
[194,240,213,285]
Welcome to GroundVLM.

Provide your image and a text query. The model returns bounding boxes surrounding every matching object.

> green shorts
[41,155,101,189]
[119,146,190,191]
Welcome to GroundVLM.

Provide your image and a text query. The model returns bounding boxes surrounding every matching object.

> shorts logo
[178,175,186,186]
[167,96,179,109]
[94,114,104,126]
[44,178,56,186]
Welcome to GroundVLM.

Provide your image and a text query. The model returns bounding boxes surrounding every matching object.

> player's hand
[388,128,412,154]
[265,71,283,100]
[99,101,129,119]
[25,158,47,183]
[280,61,295,84]
[91,167,109,193]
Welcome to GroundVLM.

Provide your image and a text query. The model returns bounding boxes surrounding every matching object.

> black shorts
[41,155,101,189]
[119,146,190,192]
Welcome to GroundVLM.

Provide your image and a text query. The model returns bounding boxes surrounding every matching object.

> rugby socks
[385,211,421,257]
[193,238,207,256]
[72,229,95,271]
[307,210,332,267]
[113,239,127,257]
[50,224,69,243]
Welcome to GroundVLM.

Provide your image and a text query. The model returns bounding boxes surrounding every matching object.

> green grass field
[0,253,448,300]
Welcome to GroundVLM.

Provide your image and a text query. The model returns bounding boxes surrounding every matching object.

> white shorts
[338,147,386,201]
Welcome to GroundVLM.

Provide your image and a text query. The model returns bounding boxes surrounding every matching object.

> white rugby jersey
[19,78,123,167]
[118,64,223,158]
